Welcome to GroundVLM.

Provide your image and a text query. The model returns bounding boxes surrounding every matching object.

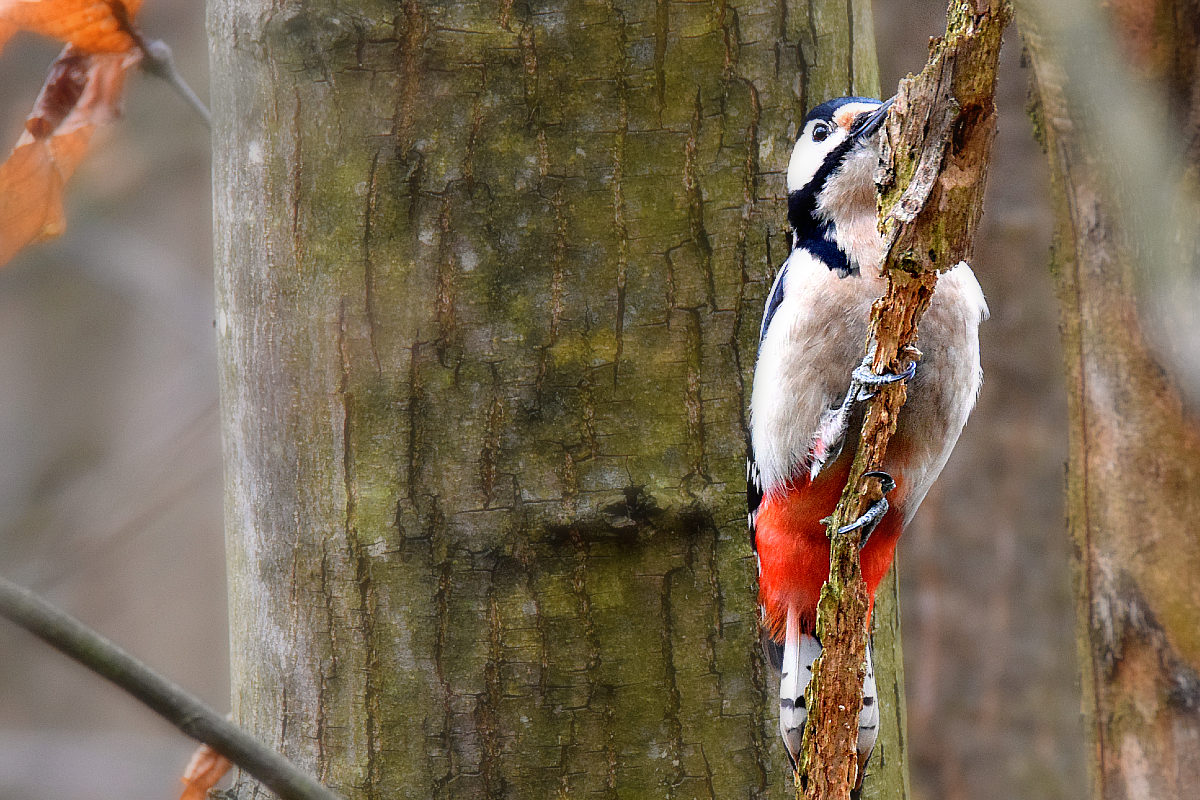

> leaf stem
[106,0,212,128]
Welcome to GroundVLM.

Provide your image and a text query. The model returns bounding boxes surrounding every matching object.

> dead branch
[797,2,1012,798]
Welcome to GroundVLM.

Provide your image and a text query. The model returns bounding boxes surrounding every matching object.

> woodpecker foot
[838,471,895,548]
[807,359,915,481]
[851,357,916,400]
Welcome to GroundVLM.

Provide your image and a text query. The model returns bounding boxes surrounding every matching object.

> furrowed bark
[207,1,893,798]
[1017,2,1200,797]
[799,3,1011,798]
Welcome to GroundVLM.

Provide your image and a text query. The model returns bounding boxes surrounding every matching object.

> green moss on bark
[209,1,902,798]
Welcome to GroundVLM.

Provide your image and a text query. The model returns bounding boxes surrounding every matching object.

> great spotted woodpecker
[748,96,988,788]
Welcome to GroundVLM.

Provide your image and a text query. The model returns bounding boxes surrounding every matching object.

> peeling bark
[1017,1,1200,797]
[207,1,905,798]
[798,3,1010,798]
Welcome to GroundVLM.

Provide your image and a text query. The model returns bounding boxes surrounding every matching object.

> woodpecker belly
[749,249,986,640]
[754,457,904,638]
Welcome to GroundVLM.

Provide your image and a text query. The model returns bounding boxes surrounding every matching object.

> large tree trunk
[1018,2,1200,798]
[207,1,908,797]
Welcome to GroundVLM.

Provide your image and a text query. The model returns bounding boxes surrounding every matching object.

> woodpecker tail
[775,609,881,791]
[854,644,879,795]
[778,606,821,767]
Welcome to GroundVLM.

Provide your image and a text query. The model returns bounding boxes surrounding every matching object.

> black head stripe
[786,133,858,276]
[790,96,883,233]
[787,133,859,239]
[803,234,854,277]
[788,96,881,275]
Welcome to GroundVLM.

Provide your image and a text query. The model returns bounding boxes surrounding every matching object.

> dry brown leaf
[0,46,135,267]
[25,47,90,137]
[179,743,233,800]
[0,0,145,55]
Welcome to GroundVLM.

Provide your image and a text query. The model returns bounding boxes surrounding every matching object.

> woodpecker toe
[863,469,896,494]
[838,472,895,546]
[851,358,917,398]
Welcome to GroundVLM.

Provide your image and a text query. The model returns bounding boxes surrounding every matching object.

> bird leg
[837,471,896,549]
[808,356,916,481]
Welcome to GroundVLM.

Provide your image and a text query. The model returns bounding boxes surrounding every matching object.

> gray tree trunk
[207,1,908,797]
[1018,1,1200,797]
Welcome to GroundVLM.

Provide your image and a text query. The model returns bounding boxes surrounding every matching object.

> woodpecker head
[786,96,893,275]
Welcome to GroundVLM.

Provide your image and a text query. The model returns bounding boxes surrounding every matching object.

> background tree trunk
[1018,2,1200,798]
[208,1,909,797]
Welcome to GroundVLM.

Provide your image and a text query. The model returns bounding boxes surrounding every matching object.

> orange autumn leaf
[0,0,145,56]
[0,20,16,50]
[179,743,233,800]
[0,45,136,267]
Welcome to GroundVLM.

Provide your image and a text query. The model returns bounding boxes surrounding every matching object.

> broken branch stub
[879,3,1012,278]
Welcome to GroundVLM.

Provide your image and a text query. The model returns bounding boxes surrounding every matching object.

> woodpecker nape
[748,96,987,791]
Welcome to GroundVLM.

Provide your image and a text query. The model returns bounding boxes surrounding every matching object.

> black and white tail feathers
[778,607,821,765]
[771,608,880,794]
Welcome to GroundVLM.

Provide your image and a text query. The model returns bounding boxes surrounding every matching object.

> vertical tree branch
[798,2,1011,798]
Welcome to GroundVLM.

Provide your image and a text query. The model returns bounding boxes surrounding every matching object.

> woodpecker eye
[811,123,831,143]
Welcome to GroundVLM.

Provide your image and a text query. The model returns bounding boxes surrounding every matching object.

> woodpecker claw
[863,469,896,495]
[851,358,916,401]
[807,359,916,480]
[838,470,895,548]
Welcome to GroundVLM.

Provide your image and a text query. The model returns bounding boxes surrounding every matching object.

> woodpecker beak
[850,96,894,140]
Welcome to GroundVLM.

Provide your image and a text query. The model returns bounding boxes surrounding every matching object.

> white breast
[750,249,878,493]
[889,263,988,521]
[750,254,988,509]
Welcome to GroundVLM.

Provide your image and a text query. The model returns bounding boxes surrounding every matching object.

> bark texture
[1018,2,1200,798]
[799,3,1009,798]
[207,1,907,798]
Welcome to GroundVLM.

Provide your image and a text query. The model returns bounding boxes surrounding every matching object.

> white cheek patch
[786,126,848,193]
[786,103,882,194]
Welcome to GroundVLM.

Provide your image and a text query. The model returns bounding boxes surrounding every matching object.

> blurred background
[0,1,219,796]
[0,2,1083,799]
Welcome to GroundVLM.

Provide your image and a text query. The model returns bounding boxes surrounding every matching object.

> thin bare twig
[107,0,212,127]
[0,576,342,800]
[138,38,212,128]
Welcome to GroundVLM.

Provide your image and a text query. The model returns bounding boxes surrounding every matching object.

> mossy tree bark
[1018,1,1200,797]
[207,1,908,797]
